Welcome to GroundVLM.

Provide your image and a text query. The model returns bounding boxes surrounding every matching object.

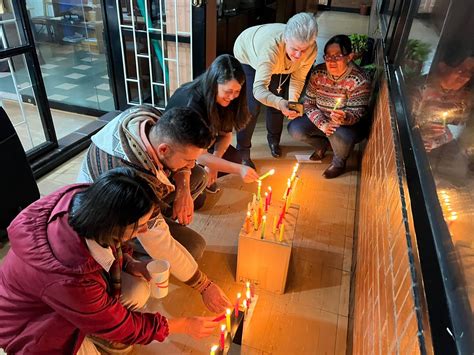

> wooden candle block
[236,202,299,294]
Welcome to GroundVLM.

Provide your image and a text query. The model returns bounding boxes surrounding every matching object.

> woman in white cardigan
[233,12,318,167]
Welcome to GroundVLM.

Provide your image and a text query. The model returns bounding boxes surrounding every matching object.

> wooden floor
[30,117,359,355]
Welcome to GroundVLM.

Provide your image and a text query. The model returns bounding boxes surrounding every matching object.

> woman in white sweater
[233,12,318,167]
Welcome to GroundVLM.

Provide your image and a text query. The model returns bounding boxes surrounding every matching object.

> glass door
[0,0,57,159]
[104,0,200,110]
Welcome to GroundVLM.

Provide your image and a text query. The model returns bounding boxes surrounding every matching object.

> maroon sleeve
[41,278,169,345]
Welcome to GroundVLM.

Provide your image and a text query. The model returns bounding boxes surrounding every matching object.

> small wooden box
[236,203,299,294]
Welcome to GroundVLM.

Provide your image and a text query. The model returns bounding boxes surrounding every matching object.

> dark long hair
[69,167,159,246]
[191,54,250,135]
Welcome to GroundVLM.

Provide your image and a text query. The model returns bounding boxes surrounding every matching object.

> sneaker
[194,192,207,210]
[88,336,133,354]
[205,183,220,194]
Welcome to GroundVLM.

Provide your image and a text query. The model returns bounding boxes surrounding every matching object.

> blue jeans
[236,64,290,160]
[288,114,367,167]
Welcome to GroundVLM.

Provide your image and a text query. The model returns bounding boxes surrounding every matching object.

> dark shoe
[193,192,207,210]
[323,164,346,179]
[309,146,328,161]
[242,158,256,169]
[205,182,220,194]
[269,143,282,158]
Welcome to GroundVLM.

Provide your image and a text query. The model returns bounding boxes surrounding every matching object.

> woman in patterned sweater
[288,35,371,178]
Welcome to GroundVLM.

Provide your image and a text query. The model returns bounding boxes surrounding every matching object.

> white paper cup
[146,259,170,299]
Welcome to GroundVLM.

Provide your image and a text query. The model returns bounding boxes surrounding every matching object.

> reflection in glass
[402,0,474,314]
[0,54,46,151]
[25,0,113,113]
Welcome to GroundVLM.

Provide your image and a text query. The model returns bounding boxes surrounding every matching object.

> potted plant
[403,39,431,80]
[349,34,369,65]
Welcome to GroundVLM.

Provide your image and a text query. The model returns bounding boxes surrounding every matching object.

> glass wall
[399,0,474,317]
[23,0,111,111]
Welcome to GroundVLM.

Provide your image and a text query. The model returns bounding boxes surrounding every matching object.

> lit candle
[242,299,248,312]
[292,176,299,193]
[220,324,226,350]
[442,111,448,127]
[279,223,285,242]
[260,215,266,239]
[257,180,262,201]
[258,168,275,181]
[268,186,272,205]
[235,293,241,317]
[246,281,251,296]
[244,211,251,233]
[210,344,219,355]
[333,97,341,111]
[277,200,286,227]
[272,215,278,234]
[246,289,251,306]
[253,209,258,230]
[283,178,291,199]
[258,199,263,227]
[264,192,269,212]
[225,308,231,332]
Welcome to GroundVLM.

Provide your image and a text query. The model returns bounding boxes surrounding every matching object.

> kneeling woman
[166,54,259,192]
[0,168,217,354]
[288,34,371,178]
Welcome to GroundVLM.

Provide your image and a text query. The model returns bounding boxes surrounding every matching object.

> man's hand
[201,282,232,313]
[330,109,346,125]
[124,260,152,281]
[205,166,218,187]
[278,100,300,120]
[239,165,259,183]
[320,121,340,136]
[173,188,194,225]
[168,316,218,339]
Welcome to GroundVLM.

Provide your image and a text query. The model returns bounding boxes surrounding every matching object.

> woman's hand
[320,121,340,136]
[205,166,218,187]
[239,165,259,183]
[330,109,346,125]
[201,282,232,313]
[278,100,300,119]
[168,316,218,339]
[125,260,152,281]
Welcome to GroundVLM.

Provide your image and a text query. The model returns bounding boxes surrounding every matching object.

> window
[401,0,474,315]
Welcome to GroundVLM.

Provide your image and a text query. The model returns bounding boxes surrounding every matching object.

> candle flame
[226,308,231,315]
[443,111,448,118]
[221,324,226,332]
[268,186,272,191]
[237,292,241,298]
[211,344,219,353]
[247,211,251,217]
[243,299,248,308]
[246,281,250,288]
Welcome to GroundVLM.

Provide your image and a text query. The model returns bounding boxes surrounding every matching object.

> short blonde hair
[284,12,318,44]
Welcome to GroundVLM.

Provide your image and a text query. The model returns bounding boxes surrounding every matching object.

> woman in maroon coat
[0,167,217,354]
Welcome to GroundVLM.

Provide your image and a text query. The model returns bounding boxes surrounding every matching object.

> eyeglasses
[323,54,346,62]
